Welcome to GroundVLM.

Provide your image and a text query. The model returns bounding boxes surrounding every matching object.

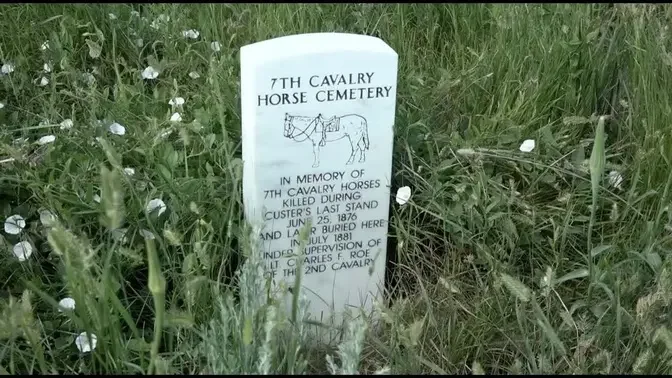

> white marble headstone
[240,32,398,341]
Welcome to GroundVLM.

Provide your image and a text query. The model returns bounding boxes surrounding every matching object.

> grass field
[1,3,672,374]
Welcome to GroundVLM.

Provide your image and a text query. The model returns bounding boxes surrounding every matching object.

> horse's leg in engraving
[357,132,366,163]
[312,141,320,168]
[345,135,356,165]
[319,124,326,147]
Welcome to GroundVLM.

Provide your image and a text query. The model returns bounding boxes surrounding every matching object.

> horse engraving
[283,113,370,168]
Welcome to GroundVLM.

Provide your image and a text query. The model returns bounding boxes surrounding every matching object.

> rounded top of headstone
[241,32,396,61]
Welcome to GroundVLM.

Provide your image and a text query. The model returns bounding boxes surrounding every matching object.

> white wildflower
[182,29,200,39]
[108,122,126,136]
[4,214,26,235]
[395,186,411,205]
[146,198,167,216]
[43,62,52,73]
[0,102,4,109]
[81,72,96,86]
[374,366,391,375]
[169,112,182,122]
[58,297,76,312]
[135,38,143,48]
[519,139,536,153]
[74,332,97,353]
[1,63,15,74]
[141,66,159,80]
[139,229,155,240]
[610,202,619,221]
[37,135,56,145]
[456,148,476,157]
[188,71,200,79]
[38,76,49,86]
[111,228,128,243]
[210,41,221,52]
[13,241,33,261]
[557,192,571,203]
[108,13,117,20]
[39,209,57,227]
[150,14,170,29]
[169,97,185,106]
[60,119,73,130]
[123,167,136,176]
[40,41,50,51]
[608,170,624,190]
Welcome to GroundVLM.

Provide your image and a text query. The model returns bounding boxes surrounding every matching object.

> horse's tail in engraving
[362,119,370,150]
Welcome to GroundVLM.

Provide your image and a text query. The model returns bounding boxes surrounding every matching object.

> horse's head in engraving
[315,113,324,128]
[283,113,293,138]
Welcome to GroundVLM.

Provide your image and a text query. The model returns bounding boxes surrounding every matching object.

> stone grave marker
[240,32,398,341]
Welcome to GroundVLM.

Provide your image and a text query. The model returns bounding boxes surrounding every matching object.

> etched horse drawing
[283,113,370,168]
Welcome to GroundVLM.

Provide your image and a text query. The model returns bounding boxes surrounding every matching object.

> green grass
[1,3,672,374]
